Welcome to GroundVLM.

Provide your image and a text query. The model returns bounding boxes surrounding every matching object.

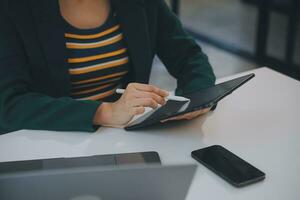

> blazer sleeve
[155,0,216,95]
[0,6,101,134]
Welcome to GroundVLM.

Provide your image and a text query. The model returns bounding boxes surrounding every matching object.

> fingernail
[163,90,169,96]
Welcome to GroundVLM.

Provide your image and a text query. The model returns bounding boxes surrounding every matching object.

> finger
[186,108,211,119]
[161,108,212,123]
[130,107,146,116]
[184,111,204,120]
[162,112,198,123]
[130,98,158,109]
[134,91,166,105]
[165,113,196,122]
[203,107,211,113]
[161,115,187,123]
[189,111,203,118]
[185,109,210,118]
[178,112,197,119]
[129,83,169,97]
[162,111,204,123]
[186,113,199,120]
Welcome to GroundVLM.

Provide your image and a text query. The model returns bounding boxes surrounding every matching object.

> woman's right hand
[93,83,169,128]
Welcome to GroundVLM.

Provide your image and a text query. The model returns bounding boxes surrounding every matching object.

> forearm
[0,88,101,132]
[0,4,102,133]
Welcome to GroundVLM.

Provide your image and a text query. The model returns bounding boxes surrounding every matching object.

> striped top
[64,11,129,101]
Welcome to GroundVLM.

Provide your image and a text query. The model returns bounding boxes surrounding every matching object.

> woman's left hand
[161,107,211,123]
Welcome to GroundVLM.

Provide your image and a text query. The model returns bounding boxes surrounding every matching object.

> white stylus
[116,89,190,102]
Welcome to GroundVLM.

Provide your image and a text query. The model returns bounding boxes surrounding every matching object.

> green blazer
[0,0,216,134]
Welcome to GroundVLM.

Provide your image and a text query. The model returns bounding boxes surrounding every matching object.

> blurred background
[150,0,300,90]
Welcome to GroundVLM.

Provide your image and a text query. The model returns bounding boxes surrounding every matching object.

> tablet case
[125,73,255,130]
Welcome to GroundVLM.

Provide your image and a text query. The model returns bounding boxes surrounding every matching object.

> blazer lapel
[112,0,152,84]
[29,0,70,97]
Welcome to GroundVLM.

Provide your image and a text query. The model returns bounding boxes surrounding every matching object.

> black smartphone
[0,151,161,175]
[192,145,265,187]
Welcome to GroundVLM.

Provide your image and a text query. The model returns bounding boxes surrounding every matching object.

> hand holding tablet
[93,83,169,128]
[125,73,255,130]
[94,74,255,130]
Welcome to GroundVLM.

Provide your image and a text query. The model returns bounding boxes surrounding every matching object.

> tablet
[125,73,255,130]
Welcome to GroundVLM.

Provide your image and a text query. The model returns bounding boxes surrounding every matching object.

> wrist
[93,102,113,125]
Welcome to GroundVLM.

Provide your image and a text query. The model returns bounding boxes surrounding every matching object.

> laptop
[0,157,196,200]
[125,73,255,130]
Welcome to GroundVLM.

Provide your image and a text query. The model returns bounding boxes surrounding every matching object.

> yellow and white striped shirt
[64,11,129,101]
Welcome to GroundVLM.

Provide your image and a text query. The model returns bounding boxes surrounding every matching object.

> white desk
[0,67,299,200]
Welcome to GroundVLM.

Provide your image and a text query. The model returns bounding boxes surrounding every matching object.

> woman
[0,0,215,134]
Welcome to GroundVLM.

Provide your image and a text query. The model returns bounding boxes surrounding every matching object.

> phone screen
[192,145,265,187]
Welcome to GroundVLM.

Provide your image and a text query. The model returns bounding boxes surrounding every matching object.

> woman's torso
[60,0,129,101]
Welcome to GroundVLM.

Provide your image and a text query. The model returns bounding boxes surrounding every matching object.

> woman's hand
[93,83,169,127]
[161,107,211,123]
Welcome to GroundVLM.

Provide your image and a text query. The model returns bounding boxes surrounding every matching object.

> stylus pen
[116,89,190,102]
